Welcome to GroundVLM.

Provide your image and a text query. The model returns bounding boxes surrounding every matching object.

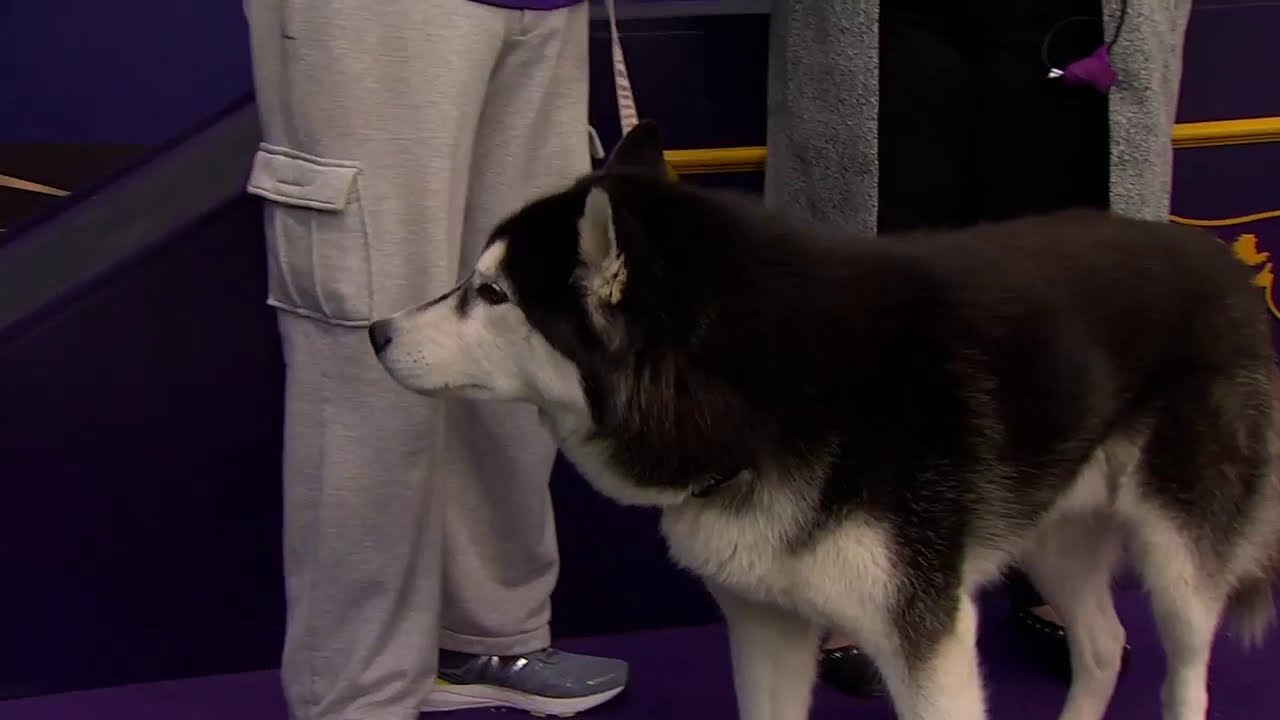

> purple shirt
[467,0,584,10]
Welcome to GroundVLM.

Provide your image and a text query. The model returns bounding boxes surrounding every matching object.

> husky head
[371,122,795,505]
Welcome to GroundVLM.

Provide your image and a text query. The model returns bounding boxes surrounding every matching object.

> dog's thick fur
[370,122,1280,720]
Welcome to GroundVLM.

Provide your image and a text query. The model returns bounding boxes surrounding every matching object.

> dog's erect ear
[603,120,670,179]
[577,186,627,306]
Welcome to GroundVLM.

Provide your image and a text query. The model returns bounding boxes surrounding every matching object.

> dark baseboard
[0,144,150,231]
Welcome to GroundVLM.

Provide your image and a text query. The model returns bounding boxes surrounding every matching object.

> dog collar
[690,470,740,499]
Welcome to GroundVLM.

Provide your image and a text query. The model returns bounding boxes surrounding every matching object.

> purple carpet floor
[3,588,1276,720]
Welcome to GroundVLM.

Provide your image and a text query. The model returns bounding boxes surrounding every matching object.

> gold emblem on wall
[1174,210,1280,323]
[1229,233,1280,320]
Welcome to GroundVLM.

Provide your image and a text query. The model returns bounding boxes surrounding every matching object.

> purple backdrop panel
[0,199,287,698]
[1171,142,1280,220]
[588,14,769,152]
[0,1,253,145]
[1178,0,1280,122]
[2,0,1277,145]
[1171,141,1280,354]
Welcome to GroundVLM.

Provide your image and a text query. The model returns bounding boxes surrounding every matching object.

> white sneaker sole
[421,681,625,717]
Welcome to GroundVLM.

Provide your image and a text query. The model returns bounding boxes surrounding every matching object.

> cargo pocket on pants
[246,143,374,326]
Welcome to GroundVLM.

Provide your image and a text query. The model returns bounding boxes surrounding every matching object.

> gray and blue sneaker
[422,648,628,717]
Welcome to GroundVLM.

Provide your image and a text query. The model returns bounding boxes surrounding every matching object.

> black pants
[876,0,1110,609]
[877,0,1110,234]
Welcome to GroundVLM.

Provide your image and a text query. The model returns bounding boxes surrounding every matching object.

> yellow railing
[664,118,1280,324]
[1171,210,1280,228]
[1171,116,1280,149]
[664,146,768,175]
[4,117,1278,195]
[664,115,1280,175]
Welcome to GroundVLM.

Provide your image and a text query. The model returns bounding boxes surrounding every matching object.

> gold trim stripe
[665,115,1280,175]
[1171,210,1280,228]
[1171,117,1280,149]
[3,117,1278,193]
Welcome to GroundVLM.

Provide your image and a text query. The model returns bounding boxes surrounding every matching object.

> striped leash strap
[593,0,678,180]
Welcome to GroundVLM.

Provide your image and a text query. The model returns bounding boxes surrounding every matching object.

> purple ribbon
[1056,44,1117,94]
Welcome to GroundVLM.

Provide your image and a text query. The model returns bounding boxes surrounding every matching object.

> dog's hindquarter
[933,211,1280,575]
[960,212,1280,718]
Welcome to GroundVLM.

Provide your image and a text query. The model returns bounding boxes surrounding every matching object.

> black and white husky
[369,122,1280,720]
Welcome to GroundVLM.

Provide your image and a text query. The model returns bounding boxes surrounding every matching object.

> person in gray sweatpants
[242,2,628,719]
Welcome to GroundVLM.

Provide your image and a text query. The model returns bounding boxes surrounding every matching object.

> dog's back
[896,210,1269,381]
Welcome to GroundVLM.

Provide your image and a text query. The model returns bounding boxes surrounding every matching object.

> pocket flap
[246,144,360,212]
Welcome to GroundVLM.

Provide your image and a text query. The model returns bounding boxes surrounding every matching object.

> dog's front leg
[709,584,819,720]
[866,593,988,720]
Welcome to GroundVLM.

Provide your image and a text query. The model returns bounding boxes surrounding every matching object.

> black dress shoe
[818,645,888,698]
[1004,568,1131,681]
[1010,606,1132,681]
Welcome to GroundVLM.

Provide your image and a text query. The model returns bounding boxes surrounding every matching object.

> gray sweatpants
[243,2,590,719]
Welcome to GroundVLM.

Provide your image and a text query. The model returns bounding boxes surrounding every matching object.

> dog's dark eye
[476,282,509,305]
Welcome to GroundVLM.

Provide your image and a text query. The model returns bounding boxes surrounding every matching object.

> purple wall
[0,199,286,698]
[1172,3,1280,351]
[0,1,760,147]
[2,0,1278,145]
[0,1,253,145]
[1171,142,1280,353]
[1178,0,1280,121]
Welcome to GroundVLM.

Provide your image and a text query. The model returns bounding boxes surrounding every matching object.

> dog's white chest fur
[659,477,899,631]
[554,426,900,630]
[660,492,801,603]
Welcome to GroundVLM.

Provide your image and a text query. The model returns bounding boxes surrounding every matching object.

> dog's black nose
[369,320,393,354]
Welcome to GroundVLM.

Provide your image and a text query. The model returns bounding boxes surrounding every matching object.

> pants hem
[439,625,551,656]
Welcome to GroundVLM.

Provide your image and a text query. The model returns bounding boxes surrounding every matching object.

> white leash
[590,0,641,159]
[591,1,677,179]
[604,0,641,134]
[0,174,69,197]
